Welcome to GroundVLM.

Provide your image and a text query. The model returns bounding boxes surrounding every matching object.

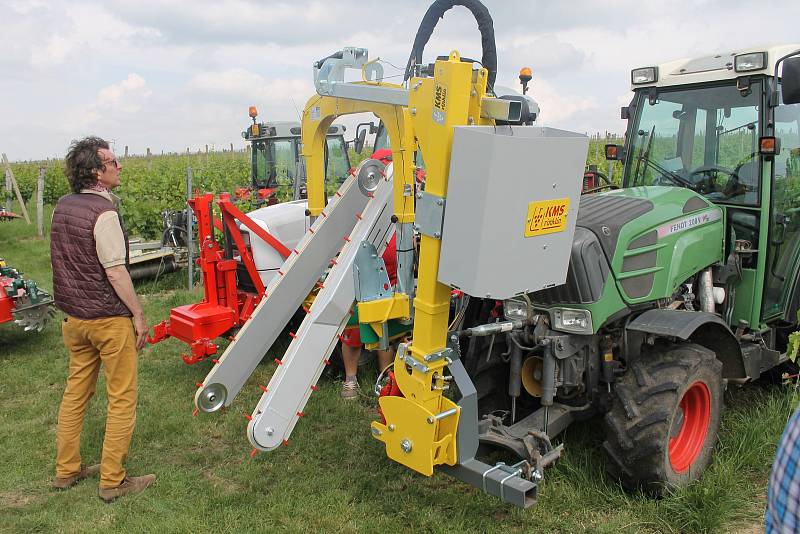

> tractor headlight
[734,52,767,72]
[504,297,533,321]
[551,308,593,334]
[631,67,658,85]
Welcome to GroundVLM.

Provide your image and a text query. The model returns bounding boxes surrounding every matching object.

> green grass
[0,211,795,533]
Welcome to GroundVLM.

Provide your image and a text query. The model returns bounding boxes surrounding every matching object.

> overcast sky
[2,0,799,161]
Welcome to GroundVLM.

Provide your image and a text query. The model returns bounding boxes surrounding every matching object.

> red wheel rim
[668,381,711,473]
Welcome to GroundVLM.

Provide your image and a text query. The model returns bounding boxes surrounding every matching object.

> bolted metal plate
[414,191,446,239]
[353,240,393,302]
[197,383,228,413]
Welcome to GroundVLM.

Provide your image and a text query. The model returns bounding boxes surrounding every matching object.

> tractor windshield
[252,138,297,189]
[374,123,389,152]
[373,122,426,169]
[626,82,762,205]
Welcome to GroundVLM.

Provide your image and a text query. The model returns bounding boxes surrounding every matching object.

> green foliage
[5,138,617,239]
[4,161,69,204]
[9,152,249,239]
[788,309,800,363]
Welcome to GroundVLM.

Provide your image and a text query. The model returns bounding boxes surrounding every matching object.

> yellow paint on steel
[357,293,410,330]
[371,395,459,475]
[298,51,502,476]
[299,86,415,220]
[397,52,489,412]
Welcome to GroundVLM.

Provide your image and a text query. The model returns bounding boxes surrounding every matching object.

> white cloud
[187,69,311,102]
[1,0,799,160]
[94,73,153,114]
[531,79,598,126]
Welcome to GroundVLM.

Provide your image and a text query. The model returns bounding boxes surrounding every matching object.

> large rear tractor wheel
[603,342,723,495]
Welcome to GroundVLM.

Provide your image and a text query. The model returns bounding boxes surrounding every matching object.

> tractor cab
[372,121,419,159]
[610,45,800,329]
[243,107,351,201]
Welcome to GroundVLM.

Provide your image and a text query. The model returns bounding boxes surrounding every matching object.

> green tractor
[242,106,354,202]
[464,44,800,494]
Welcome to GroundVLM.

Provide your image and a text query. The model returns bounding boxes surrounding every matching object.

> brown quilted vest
[51,193,131,319]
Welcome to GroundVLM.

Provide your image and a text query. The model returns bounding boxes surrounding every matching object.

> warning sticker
[525,198,570,237]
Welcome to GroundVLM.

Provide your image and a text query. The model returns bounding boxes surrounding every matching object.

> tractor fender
[626,309,746,379]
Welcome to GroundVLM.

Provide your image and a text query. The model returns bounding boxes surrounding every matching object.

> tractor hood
[533,186,724,312]
[578,187,724,303]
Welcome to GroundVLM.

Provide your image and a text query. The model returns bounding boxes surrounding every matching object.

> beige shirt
[80,189,127,268]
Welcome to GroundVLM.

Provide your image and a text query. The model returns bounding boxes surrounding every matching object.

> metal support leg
[438,356,540,508]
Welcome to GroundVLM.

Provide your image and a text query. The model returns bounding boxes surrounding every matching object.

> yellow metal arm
[300,89,415,222]
[300,52,499,477]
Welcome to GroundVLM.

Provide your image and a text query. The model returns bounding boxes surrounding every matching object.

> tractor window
[374,124,389,152]
[763,97,800,319]
[690,108,708,169]
[371,123,425,170]
[253,139,297,189]
[325,136,350,186]
[773,99,800,185]
[627,83,761,206]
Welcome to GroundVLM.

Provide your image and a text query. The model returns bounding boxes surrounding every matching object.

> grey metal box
[438,126,589,299]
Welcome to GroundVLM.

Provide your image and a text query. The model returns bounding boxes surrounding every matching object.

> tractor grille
[532,227,609,305]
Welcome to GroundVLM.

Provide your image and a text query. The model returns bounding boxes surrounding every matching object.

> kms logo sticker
[525,198,570,237]
[432,83,447,125]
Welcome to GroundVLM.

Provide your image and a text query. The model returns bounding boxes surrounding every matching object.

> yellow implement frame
[301,51,494,476]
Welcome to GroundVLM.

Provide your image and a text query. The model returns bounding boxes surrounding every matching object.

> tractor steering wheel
[689,164,739,195]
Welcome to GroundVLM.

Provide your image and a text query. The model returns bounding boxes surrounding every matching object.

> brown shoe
[52,463,101,490]
[341,380,359,399]
[98,474,156,503]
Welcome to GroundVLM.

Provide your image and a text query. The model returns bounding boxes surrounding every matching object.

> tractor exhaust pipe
[699,268,715,313]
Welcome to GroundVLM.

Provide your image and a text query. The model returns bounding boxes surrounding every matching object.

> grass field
[0,195,796,533]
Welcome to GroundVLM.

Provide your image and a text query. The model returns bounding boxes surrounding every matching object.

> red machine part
[153,147,388,365]
[148,192,290,364]
[0,207,20,221]
[0,270,18,323]
[583,171,598,192]
[234,186,277,203]
[0,286,14,324]
[377,371,403,425]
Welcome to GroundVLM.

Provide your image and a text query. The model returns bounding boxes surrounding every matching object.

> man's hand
[105,264,147,351]
[133,313,149,351]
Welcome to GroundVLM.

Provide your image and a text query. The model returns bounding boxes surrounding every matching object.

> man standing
[51,136,155,502]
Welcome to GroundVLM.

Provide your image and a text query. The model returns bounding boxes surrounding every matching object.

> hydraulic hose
[404,0,498,91]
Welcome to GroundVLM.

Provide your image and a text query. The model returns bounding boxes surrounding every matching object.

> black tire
[603,342,723,495]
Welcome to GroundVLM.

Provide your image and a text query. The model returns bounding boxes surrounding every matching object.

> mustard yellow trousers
[55,315,137,488]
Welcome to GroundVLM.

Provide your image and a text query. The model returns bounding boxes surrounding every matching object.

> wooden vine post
[1,153,31,224]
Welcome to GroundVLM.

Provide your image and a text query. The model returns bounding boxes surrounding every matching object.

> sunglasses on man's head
[101,158,120,169]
